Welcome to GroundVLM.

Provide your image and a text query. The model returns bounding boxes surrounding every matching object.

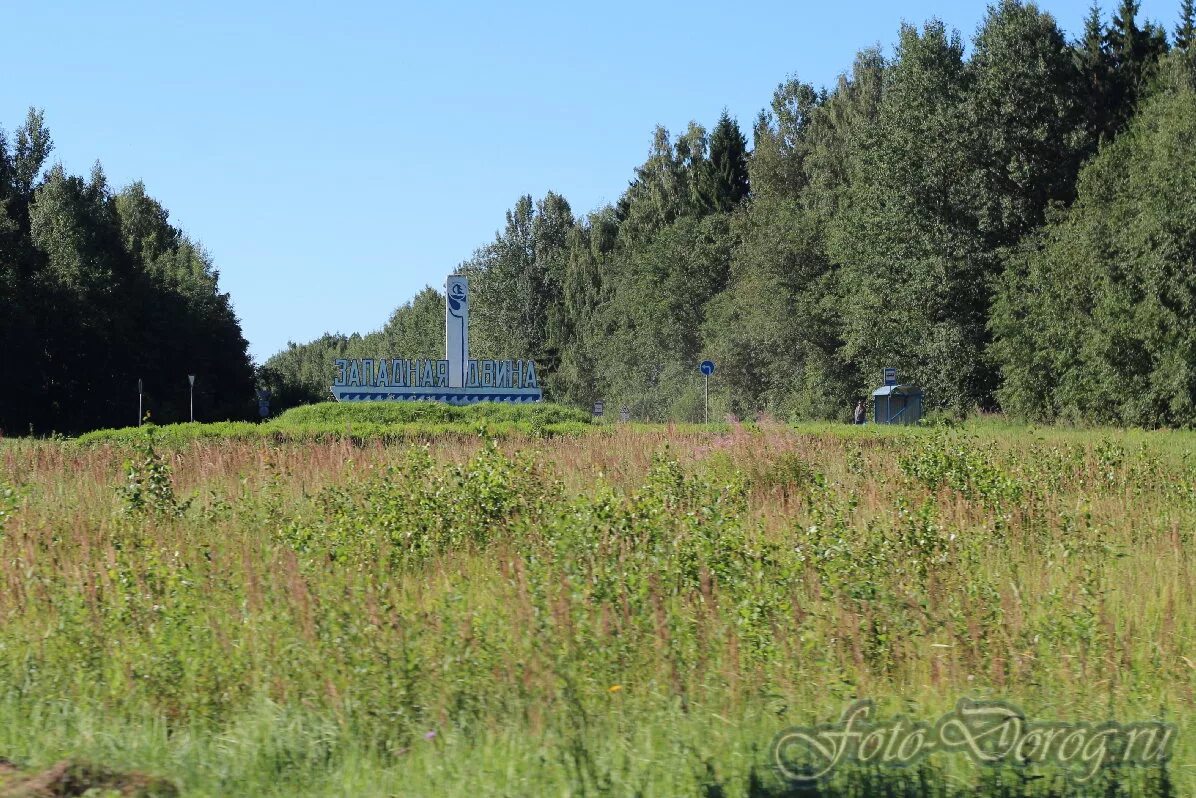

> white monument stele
[330,274,542,405]
[446,275,468,388]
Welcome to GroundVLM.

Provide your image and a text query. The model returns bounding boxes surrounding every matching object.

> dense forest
[6,1,1194,432]
[0,112,255,434]
[264,0,1196,426]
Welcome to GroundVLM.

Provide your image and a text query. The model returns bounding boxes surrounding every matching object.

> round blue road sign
[699,360,715,376]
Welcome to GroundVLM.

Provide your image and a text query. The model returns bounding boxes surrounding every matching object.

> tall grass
[0,420,1192,795]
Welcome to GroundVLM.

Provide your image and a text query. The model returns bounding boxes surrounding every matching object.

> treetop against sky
[0,0,1177,361]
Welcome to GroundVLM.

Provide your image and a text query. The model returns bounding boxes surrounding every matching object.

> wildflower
[424,731,436,740]
[608,684,622,693]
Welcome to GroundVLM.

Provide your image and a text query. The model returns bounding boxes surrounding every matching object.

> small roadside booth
[872,384,923,425]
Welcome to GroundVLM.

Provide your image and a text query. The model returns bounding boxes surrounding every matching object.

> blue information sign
[256,389,272,418]
[883,367,897,386]
[700,360,716,376]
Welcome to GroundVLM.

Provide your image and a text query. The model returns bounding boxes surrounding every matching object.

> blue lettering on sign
[331,357,544,404]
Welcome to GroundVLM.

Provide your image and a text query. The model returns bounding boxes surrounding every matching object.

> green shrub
[72,402,592,447]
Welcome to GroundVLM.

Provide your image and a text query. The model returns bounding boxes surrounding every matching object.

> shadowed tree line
[0,112,254,434]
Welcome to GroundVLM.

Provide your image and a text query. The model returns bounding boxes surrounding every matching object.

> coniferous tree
[1076,3,1118,144]
[1177,0,1196,49]
[1106,0,1171,128]
[695,112,750,213]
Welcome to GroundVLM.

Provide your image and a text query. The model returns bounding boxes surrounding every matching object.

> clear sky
[2,0,1179,362]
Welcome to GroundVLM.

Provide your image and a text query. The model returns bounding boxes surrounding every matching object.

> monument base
[332,386,541,404]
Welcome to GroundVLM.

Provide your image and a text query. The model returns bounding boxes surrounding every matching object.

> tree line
[12,0,1187,431]
[0,112,255,434]
[267,1,1196,426]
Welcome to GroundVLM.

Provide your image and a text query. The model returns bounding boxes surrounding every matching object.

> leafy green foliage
[899,429,1025,508]
[0,481,18,538]
[13,2,1185,431]
[2,420,1194,794]
[74,401,592,447]
[832,21,996,412]
[991,59,1196,425]
[966,1,1088,246]
[266,3,1189,426]
[1106,0,1172,129]
[259,287,448,411]
[279,442,554,569]
[116,432,188,517]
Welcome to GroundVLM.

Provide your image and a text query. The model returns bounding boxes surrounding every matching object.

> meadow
[0,406,1192,796]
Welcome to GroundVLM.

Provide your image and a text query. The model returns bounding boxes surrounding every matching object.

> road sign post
[257,389,271,419]
[188,374,196,423]
[883,367,897,386]
[592,400,604,418]
[137,379,143,426]
[699,360,716,424]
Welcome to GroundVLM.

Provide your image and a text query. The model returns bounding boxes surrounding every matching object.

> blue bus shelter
[872,384,923,425]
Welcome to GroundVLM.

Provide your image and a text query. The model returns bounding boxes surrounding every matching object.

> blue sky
[2,0,1179,362]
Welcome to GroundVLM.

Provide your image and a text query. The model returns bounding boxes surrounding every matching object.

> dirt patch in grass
[0,759,177,797]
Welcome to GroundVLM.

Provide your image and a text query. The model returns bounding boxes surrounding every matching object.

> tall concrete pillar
[445,275,469,388]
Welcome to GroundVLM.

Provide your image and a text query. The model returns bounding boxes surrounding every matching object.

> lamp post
[188,375,196,422]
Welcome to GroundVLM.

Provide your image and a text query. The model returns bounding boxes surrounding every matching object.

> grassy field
[0,409,1192,795]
